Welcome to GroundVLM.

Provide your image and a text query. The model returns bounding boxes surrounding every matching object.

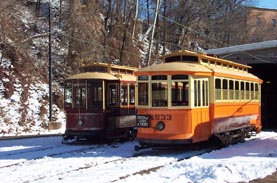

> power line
[128,0,227,46]
[58,1,275,64]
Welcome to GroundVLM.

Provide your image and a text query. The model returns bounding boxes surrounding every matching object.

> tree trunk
[131,0,139,40]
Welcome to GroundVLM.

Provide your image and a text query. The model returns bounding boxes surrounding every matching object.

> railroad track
[0,144,101,169]
[0,134,61,140]
[110,148,213,182]
[0,136,108,169]
[0,135,219,183]
[1,132,274,183]
[24,143,216,183]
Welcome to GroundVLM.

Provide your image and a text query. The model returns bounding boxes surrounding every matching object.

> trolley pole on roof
[147,0,160,66]
[48,1,52,123]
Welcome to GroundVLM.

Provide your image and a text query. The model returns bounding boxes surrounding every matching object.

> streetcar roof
[136,62,261,82]
[136,62,212,73]
[80,62,138,72]
[66,72,118,80]
[210,67,261,82]
[161,50,251,69]
[66,72,136,81]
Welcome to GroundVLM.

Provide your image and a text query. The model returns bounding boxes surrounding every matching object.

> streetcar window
[223,79,228,100]
[64,81,73,109]
[215,78,221,100]
[127,70,134,75]
[121,84,128,105]
[107,84,118,106]
[111,68,119,74]
[81,67,107,73]
[183,56,198,62]
[202,59,208,64]
[194,80,201,106]
[246,82,250,100]
[152,75,167,80]
[172,75,188,80]
[229,80,234,100]
[165,55,198,63]
[210,60,215,66]
[235,81,240,100]
[240,82,245,100]
[138,83,148,105]
[88,81,103,109]
[152,82,168,107]
[165,56,181,62]
[138,75,148,80]
[73,82,87,109]
[129,84,135,105]
[254,83,259,100]
[120,69,126,74]
[193,79,209,107]
[251,83,255,99]
[171,81,189,106]
[203,80,209,106]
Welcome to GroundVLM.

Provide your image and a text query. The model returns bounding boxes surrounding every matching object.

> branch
[11,33,49,47]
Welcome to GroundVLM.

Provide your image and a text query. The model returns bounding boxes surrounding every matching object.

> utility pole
[147,0,160,66]
[48,2,52,123]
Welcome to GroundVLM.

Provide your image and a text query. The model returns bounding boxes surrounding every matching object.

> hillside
[0,0,67,136]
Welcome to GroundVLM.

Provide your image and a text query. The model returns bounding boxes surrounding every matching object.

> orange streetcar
[63,63,137,142]
[135,50,262,149]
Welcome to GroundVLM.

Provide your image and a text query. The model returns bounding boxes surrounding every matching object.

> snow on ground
[0,131,276,183]
[0,51,65,136]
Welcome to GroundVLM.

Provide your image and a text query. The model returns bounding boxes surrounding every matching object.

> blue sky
[256,0,277,9]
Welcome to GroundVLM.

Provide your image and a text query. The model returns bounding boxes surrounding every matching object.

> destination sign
[136,115,150,128]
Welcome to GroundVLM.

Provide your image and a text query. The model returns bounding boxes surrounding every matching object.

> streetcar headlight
[156,121,165,131]
[78,119,84,126]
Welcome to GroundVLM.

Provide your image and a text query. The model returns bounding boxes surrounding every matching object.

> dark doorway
[250,64,277,130]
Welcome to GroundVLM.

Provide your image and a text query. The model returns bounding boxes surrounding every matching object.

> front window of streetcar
[171,81,189,106]
[152,75,168,107]
[171,75,189,106]
[138,82,148,105]
[152,82,168,107]
[73,81,87,108]
[138,75,149,106]
[88,81,103,109]
[64,81,73,108]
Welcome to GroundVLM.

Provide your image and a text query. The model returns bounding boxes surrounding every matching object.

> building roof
[206,40,277,64]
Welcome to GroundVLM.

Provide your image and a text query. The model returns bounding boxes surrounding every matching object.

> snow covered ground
[0,50,65,137]
[0,131,276,183]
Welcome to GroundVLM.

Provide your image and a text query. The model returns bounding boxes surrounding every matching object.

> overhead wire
[57,1,275,64]
[128,0,226,46]
[129,0,276,63]
[57,3,207,63]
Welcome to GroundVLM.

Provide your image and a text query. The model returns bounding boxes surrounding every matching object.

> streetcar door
[193,78,211,140]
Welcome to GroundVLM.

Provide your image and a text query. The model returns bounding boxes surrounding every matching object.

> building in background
[246,7,277,42]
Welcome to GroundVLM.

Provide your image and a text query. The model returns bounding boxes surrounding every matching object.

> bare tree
[131,0,139,40]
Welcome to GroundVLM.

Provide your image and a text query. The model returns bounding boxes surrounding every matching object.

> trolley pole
[48,2,52,123]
